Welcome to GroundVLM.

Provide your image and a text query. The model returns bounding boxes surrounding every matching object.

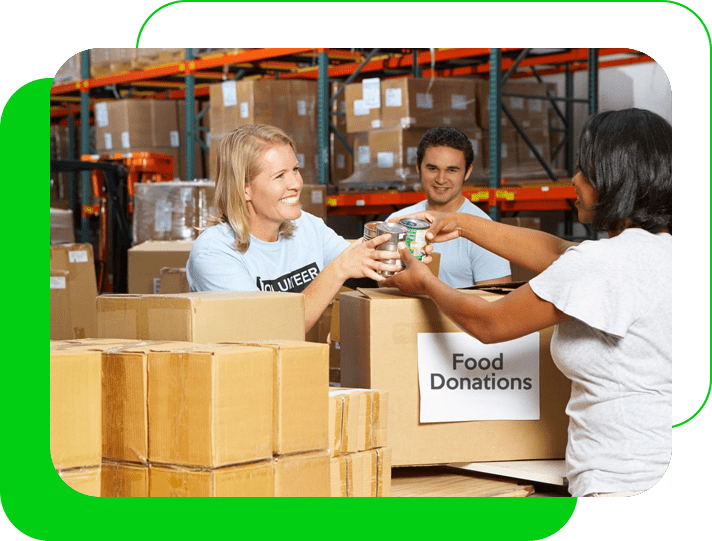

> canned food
[364,221,385,241]
[375,223,407,277]
[399,218,430,260]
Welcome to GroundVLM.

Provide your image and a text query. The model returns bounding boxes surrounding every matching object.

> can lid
[399,218,430,229]
[377,222,408,235]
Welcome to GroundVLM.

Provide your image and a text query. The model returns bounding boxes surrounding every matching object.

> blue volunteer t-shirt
[186,212,351,293]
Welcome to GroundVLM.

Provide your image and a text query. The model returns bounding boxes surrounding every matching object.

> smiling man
[387,127,511,288]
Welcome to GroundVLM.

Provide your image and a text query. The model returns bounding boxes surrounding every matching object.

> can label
[399,218,430,260]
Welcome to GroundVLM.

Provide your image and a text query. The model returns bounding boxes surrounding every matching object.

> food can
[364,221,385,241]
[375,223,407,277]
[399,218,430,260]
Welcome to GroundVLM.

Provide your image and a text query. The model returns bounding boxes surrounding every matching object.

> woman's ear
[244,183,252,202]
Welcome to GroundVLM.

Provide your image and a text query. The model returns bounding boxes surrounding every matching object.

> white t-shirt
[186,212,351,293]
[529,228,672,497]
[387,199,511,288]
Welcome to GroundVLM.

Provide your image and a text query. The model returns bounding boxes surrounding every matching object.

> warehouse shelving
[49,48,656,243]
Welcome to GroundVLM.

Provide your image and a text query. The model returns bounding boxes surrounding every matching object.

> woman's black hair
[577,108,672,234]
[416,127,474,172]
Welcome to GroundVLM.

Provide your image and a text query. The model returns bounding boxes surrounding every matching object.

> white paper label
[103,133,113,150]
[121,131,130,149]
[170,130,180,148]
[68,250,88,263]
[529,145,544,158]
[336,154,345,169]
[95,102,109,128]
[297,100,307,116]
[240,102,249,119]
[50,276,67,289]
[510,96,525,110]
[385,88,403,108]
[406,147,418,165]
[362,78,381,109]
[357,146,370,164]
[529,99,543,113]
[297,153,305,168]
[418,332,540,423]
[222,81,238,107]
[311,190,323,204]
[153,277,161,295]
[451,94,467,110]
[416,93,433,109]
[206,132,211,148]
[501,144,509,158]
[155,200,172,232]
[377,152,394,168]
[470,139,479,157]
[353,99,369,116]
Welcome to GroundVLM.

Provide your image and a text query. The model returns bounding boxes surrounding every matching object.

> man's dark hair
[577,108,672,234]
[416,127,474,172]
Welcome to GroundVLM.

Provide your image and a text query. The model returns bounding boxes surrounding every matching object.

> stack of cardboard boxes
[50,291,393,497]
[343,77,482,190]
[208,80,320,184]
[474,79,559,178]
[328,388,391,497]
[93,98,205,181]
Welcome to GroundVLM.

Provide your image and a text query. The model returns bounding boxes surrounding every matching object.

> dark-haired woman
[384,108,672,497]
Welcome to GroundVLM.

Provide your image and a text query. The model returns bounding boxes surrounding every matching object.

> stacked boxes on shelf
[208,80,320,184]
[328,388,391,497]
[343,77,481,190]
[93,99,204,180]
[474,79,559,179]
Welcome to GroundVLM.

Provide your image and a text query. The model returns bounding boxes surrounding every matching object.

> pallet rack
[50,48,655,242]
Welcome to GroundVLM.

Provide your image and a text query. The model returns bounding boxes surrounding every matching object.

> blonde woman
[187,124,403,332]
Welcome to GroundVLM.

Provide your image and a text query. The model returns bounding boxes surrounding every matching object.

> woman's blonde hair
[208,124,298,252]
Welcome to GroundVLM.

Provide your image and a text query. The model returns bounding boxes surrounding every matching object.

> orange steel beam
[326,184,577,215]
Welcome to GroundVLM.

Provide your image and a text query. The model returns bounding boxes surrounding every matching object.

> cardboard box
[102,343,155,464]
[148,344,274,467]
[340,288,569,466]
[101,461,150,497]
[149,460,274,497]
[345,82,381,133]
[330,456,348,497]
[57,466,101,497]
[273,450,331,497]
[50,349,102,470]
[367,127,428,181]
[50,243,99,339]
[500,217,542,282]
[50,208,74,244]
[329,448,391,497]
[329,388,388,455]
[380,77,476,130]
[127,240,194,294]
[97,291,306,342]
[159,267,189,294]
[236,342,328,456]
[132,181,214,245]
[50,270,73,340]
[94,100,179,152]
[299,184,327,222]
